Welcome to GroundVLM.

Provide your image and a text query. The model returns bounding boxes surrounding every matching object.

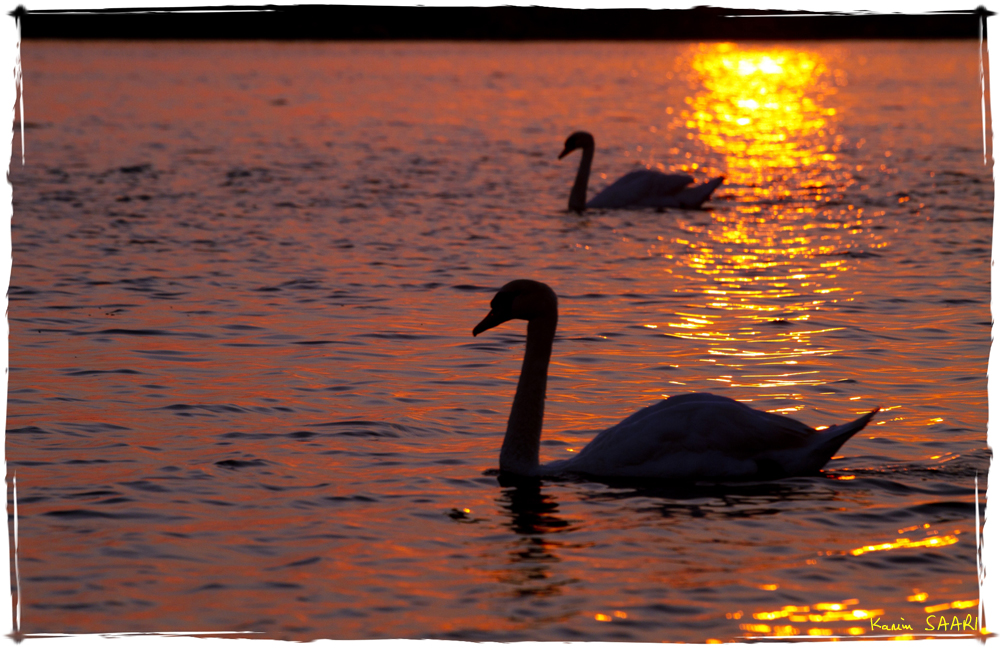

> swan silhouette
[559,131,724,213]
[473,279,879,480]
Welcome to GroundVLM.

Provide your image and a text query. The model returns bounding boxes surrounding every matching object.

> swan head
[472,280,558,336]
[558,131,595,159]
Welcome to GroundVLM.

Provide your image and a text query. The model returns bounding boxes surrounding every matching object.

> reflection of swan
[559,131,724,213]
[473,279,879,480]
[501,480,569,536]
[496,481,572,600]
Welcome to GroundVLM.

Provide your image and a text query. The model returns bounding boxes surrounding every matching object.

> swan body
[559,131,724,213]
[473,279,879,481]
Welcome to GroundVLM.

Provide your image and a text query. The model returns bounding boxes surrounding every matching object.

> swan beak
[473,310,507,336]
[557,145,573,160]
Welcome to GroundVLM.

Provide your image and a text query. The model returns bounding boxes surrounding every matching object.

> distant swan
[473,279,879,480]
[559,131,724,213]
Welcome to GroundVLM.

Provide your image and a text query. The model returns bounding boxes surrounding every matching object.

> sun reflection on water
[744,601,912,637]
[684,43,845,197]
[649,43,892,408]
[737,592,983,641]
[730,524,976,641]
[850,535,959,557]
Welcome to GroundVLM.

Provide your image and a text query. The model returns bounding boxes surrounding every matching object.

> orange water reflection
[850,534,959,556]
[740,594,983,640]
[684,43,845,197]
[731,524,980,641]
[653,44,888,412]
[736,597,879,638]
[659,209,880,405]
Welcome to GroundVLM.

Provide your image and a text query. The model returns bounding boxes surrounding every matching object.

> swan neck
[500,314,557,475]
[569,144,594,213]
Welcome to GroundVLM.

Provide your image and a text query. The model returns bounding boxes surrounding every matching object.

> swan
[559,131,725,213]
[472,279,879,480]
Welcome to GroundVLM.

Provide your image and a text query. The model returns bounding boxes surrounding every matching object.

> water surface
[7,40,991,641]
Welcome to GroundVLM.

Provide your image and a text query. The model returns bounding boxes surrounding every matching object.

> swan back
[587,170,695,209]
[545,393,878,480]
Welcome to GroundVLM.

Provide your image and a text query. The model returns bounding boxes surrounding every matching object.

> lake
[6,39,991,641]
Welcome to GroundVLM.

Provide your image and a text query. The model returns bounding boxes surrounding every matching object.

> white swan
[473,279,879,480]
[559,131,724,213]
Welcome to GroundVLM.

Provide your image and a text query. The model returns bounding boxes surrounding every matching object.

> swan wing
[549,394,872,480]
[764,407,879,476]
[586,170,694,209]
[660,176,725,209]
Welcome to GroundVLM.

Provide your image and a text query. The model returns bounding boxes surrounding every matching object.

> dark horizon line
[11,5,992,41]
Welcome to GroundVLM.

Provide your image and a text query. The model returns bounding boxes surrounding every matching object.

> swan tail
[676,176,724,209]
[800,407,880,474]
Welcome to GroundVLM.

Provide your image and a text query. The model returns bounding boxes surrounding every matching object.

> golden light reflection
[849,535,959,556]
[741,598,885,639]
[754,599,884,625]
[659,216,864,389]
[684,43,843,196]
[925,599,978,614]
[647,44,887,415]
[739,585,984,640]
[900,524,932,534]
[742,623,772,633]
